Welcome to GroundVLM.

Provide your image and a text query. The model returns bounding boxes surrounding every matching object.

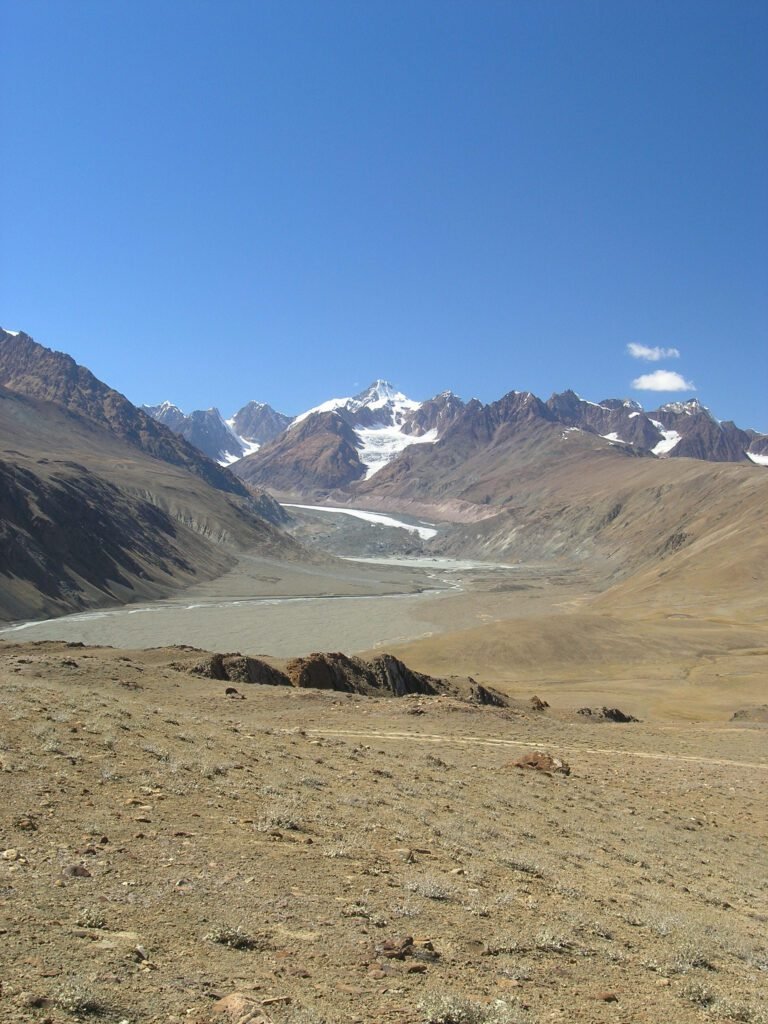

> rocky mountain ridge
[231,384,767,500]
[0,330,302,620]
[0,330,247,495]
[142,402,259,465]
[146,378,767,501]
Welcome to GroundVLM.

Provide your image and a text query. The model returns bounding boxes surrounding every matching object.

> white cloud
[627,343,681,361]
[632,370,695,392]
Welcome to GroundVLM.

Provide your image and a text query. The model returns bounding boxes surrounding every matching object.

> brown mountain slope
[234,411,365,495]
[0,330,246,494]
[346,390,768,623]
[352,391,647,509]
[0,384,301,621]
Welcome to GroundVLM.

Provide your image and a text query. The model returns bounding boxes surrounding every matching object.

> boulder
[577,706,639,723]
[513,751,571,776]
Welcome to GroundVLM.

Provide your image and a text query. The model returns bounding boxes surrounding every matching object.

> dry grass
[0,640,766,1024]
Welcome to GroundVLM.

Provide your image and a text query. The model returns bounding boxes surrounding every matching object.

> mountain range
[2,327,767,631]
[145,379,768,498]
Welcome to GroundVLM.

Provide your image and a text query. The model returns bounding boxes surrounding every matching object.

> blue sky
[1,0,766,429]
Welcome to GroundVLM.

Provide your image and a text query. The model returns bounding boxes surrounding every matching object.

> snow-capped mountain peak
[156,400,183,415]
[659,398,707,416]
[288,380,438,477]
[350,379,407,408]
[292,379,420,426]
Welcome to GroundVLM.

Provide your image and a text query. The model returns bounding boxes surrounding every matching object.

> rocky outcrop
[285,651,371,692]
[651,400,752,462]
[547,390,660,450]
[577,706,639,722]
[368,653,443,696]
[186,649,510,707]
[513,751,571,775]
[401,392,465,437]
[190,653,291,687]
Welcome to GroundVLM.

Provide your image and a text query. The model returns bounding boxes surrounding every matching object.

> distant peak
[353,379,400,403]
[660,398,706,415]
[1,327,21,337]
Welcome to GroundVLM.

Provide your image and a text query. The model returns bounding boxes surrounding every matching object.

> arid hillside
[0,641,766,1024]
[0,383,302,621]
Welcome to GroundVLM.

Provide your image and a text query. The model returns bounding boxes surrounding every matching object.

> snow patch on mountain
[357,425,438,478]
[651,427,682,455]
[220,441,259,465]
[746,451,768,467]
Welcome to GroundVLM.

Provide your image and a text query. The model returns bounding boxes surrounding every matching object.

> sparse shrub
[205,925,266,950]
[76,908,107,929]
[284,1009,329,1024]
[501,857,544,879]
[534,929,573,953]
[407,873,457,901]
[680,980,716,1007]
[340,902,386,926]
[391,898,421,918]
[323,840,353,859]
[141,743,170,761]
[717,999,768,1023]
[658,940,717,975]
[299,774,326,789]
[419,993,526,1024]
[256,797,303,831]
[54,980,105,1015]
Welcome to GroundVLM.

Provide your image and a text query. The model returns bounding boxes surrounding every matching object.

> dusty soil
[1,641,766,1024]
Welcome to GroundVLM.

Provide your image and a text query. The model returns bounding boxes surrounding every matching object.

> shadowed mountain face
[0,330,246,495]
[230,401,293,444]
[143,402,250,465]
[0,386,241,619]
[546,392,758,462]
[0,449,216,621]
[0,333,304,621]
